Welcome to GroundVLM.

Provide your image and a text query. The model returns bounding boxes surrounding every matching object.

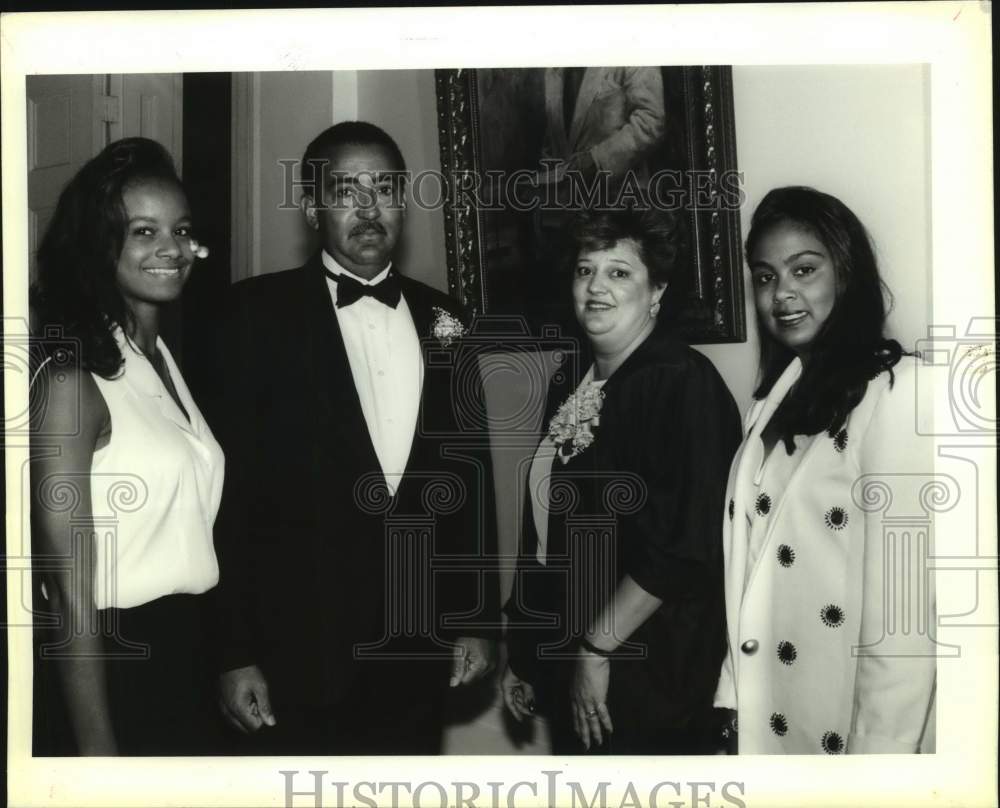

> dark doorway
[179,73,232,428]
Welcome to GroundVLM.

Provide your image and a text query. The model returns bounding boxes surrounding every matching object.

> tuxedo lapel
[397,277,434,481]
[301,255,382,476]
[400,278,433,344]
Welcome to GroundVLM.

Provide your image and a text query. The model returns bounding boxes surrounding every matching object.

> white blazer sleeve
[849,360,937,753]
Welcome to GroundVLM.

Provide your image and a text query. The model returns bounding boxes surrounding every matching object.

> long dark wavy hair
[32,137,185,379]
[748,186,902,452]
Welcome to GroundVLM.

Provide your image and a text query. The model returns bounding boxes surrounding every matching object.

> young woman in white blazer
[714,187,937,754]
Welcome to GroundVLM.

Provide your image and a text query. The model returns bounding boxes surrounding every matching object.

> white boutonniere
[548,382,605,464]
[431,306,467,347]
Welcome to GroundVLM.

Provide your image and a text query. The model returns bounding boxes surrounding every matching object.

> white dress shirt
[322,250,423,495]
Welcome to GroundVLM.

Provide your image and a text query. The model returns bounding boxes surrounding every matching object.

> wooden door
[25,75,104,280]
[25,73,183,281]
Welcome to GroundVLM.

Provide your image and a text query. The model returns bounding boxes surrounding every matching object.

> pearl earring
[650,301,661,317]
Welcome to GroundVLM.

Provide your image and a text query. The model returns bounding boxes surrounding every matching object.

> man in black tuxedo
[214,121,499,754]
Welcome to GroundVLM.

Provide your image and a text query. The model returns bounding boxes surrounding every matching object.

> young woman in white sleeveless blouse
[713,187,937,754]
[30,138,224,755]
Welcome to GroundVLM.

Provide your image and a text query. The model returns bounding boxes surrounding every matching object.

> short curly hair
[568,206,685,287]
[566,206,687,325]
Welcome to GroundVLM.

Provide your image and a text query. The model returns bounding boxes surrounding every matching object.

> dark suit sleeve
[619,354,741,602]
[444,346,501,641]
[212,284,261,673]
[502,558,544,683]
[501,365,570,683]
[417,299,502,643]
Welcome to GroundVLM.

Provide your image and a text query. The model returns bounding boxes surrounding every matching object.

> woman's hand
[571,650,614,750]
[572,575,660,750]
[715,708,739,755]
[501,663,536,722]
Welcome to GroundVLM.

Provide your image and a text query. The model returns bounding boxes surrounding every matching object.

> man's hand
[449,636,497,687]
[218,664,277,733]
[500,663,537,722]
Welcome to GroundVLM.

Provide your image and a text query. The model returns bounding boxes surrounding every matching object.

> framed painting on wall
[435,65,745,344]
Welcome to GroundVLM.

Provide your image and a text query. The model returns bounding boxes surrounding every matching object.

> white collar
[746,356,804,434]
[321,250,392,286]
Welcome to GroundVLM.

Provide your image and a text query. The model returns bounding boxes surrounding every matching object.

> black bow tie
[326,268,402,309]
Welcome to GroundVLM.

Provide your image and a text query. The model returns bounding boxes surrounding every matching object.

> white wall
[247,69,448,287]
[696,64,931,414]
[357,69,449,292]
[253,71,334,275]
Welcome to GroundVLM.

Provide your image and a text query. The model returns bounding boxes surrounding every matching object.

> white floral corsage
[548,382,605,464]
[188,239,210,259]
[431,306,467,347]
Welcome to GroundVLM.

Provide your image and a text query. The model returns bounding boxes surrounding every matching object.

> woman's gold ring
[586,709,598,717]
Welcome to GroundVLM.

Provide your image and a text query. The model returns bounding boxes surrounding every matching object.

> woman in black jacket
[501,206,741,753]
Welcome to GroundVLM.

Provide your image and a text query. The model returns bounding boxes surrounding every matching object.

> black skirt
[34,591,227,756]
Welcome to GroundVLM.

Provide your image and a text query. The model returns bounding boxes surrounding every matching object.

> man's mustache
[350,222,386,237]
